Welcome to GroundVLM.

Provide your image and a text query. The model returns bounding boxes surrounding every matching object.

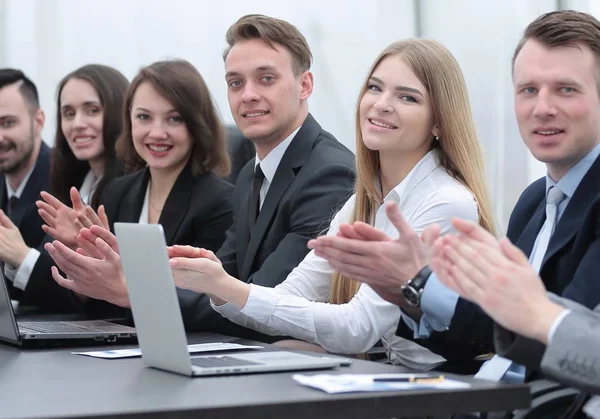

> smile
[369,118,398,129]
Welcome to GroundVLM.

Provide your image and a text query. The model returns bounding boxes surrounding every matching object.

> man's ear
[32,108,45,139]
[299,71,314,101]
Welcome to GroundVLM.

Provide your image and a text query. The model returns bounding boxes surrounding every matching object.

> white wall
[1,0,597,231]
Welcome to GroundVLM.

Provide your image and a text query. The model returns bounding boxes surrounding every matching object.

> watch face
[401,285,420,307]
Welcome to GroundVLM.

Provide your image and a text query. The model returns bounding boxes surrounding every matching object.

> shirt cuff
[4,248,40,291]
[239,284,277,323]
[402,272,460,338]
[547,309,571,343]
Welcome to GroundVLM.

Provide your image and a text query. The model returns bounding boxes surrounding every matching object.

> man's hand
[0,210,30,267]
[431,218,565,344]
[44,237,130,308]
[308,201,439,288]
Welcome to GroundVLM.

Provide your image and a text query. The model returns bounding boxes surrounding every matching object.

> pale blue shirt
[404,142,600,338]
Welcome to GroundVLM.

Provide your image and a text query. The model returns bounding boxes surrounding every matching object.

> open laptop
[0,269,136,346]
[115,222,349,377]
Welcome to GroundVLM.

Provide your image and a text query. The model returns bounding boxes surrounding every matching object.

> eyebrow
[370,76,424,96]
[61,101,101,110]
[515,79,582,89]
[225,65,279,79]
[134,107,178,114]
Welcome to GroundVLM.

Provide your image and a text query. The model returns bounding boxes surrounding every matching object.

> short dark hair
[50,64,129,208]
[116,59,230,177]
[223,14,312,75]
[0,68,40,110]
[512,10,600,88]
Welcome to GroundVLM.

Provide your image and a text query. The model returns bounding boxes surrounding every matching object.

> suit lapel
[542,156,600,268]
[239,114,320,280]
[0,179,5,213]
[235,169,253,274]
[7,142,50,227]
[158,163,195,246]
[116,169,149,224]
[515,201,545,258]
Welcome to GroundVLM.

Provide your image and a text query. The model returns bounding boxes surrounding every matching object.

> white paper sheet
[292,373,471,394]
[73,342,263,359]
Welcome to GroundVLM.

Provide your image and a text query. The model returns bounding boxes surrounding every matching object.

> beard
[0,122,35,175]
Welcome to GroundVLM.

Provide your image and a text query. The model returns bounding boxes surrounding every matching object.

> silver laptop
[0,269,136,346]
[115,222,349,377]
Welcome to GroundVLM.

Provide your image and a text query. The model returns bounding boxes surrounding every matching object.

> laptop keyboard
[18,322,91,334]
[191,356,262,368]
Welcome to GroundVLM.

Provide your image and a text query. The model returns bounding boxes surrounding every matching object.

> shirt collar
[5,163,36,199]
[254,126,301,183]
[545,142,600,198]
[382,149,440,206]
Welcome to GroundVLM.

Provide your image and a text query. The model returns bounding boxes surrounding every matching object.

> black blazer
[397,154,600,369]
[0,142,70,309]
[83,162,234,318]
[225,126,255,185]
[179,114,356,336]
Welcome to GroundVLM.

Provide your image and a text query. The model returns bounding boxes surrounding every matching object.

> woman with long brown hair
[169,39,496,369]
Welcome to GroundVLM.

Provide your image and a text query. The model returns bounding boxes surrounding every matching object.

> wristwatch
[401,265,432,307]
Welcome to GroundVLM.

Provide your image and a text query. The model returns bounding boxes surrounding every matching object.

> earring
[434,135,439,141]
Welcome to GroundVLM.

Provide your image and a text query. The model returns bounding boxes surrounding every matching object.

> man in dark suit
[175,14,355,334]
[0,69,60,308]
[308,10,600,371]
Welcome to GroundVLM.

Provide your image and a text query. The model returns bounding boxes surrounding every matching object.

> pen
[373,374,445,383]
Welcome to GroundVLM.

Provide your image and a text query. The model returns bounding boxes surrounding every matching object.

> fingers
[421,224,441,248]
[77,206,101,229]
[352,222,392,241]
[70,187,85,211]
[50,266,76,291]
[385,201,415,238]
[98,205,110,229]
[89,225,119,252]
[37,204,57,225]
[499,238,529,266]
[337,223,373,241]
[167,245,202,259]
[40,191,63,209]
[95,237,120,261]
[76,232,104,259]
[41,224,59,239]
[45,242,86,278]
[451,218,497,247]
[309,235,375,257]
[0,209,17,229]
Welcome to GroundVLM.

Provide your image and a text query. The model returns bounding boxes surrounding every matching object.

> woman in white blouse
[169,39,497,369]
[37,64,129,250]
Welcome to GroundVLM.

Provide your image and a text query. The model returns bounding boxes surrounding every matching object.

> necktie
[476,186,566,382]
[247,164,264,232]
[6,196,19,221]
[530,186,566,273]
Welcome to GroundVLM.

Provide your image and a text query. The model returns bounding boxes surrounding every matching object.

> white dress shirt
[5,170,101,290]
[212,150,479,370]
[254,127,300,209]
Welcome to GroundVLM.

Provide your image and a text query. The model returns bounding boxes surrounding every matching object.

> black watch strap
[401,265,432,307]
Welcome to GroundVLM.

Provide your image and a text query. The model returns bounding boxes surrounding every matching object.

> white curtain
[1,0,596,230]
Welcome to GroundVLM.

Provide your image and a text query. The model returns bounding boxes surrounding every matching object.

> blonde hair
[330,39,496,305]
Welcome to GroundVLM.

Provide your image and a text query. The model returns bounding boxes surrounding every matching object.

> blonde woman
[169,39,496,370]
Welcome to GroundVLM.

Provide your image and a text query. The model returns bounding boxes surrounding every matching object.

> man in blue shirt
[309,10,600,371]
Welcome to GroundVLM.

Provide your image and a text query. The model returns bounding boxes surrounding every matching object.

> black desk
[0,333,529,418]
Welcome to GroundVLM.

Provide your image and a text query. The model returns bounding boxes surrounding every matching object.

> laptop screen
[0,267,20,343]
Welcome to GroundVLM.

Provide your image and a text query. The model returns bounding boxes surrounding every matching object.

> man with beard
[0,69,57,309]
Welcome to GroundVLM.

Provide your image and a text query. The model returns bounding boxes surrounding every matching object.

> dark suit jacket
[225,126,255,185]
[83,162,234,319]
[0,142,72,309]
[396,154,600,370]
[179,114,355,337]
